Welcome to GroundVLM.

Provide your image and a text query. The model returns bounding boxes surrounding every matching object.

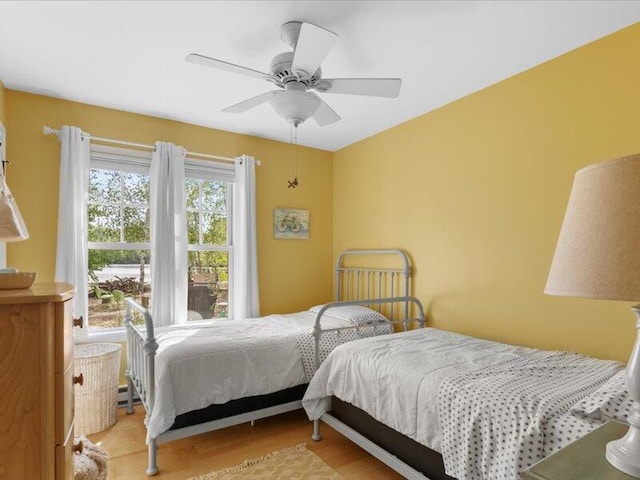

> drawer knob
[73,316,84,328]
[73,440,84,454]
[73,373,84,386]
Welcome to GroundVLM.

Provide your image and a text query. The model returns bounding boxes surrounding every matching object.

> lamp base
[605,304,640,478]
[606,434,640,477]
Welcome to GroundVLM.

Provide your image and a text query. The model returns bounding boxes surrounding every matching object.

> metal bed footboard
[123,298,159,475]
[312,296,426,371]
[310,295,427,446]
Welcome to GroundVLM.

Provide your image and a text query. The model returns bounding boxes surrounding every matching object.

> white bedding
[302,327,537,451]
[146,306,389,442]
[438,350,622,480]
[301,328,623,480]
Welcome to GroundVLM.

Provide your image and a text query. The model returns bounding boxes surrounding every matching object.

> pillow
[308,304,389,326]
[570,369,633,422]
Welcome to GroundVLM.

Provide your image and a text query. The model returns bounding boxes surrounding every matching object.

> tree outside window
[88,167,231,329]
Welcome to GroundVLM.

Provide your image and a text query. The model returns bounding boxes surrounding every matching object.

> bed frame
[310,252,443,480]
[309,295,438,480]
[124,248,421,475]
[320,398,454,480]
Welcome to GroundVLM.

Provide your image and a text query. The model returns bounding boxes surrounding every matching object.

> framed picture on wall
[274,208,309,239]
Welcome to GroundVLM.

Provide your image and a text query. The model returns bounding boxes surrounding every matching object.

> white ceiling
[0,1,638,151]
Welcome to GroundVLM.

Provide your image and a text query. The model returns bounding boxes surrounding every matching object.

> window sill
[76,328,127,344]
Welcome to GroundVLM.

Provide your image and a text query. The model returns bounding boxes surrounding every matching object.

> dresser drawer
[55,426,75,480]
[55,300,73,373]
[55,362,75,445]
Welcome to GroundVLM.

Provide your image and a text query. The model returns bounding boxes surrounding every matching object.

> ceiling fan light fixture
[188,20,402,128]
[269,89,321,126]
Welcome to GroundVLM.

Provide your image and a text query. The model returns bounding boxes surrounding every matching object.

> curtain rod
[42,126,256,165]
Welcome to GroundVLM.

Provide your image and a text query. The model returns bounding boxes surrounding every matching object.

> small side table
[522,421,637,480]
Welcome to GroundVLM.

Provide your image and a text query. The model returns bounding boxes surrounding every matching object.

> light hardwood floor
[89,407,403,479]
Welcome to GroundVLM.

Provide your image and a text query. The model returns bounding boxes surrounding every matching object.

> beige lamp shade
[545,154,640,301]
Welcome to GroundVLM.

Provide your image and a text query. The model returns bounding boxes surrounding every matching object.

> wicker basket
[74,343,121,435]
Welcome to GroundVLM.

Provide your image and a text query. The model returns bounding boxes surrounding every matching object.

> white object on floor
[74,435,108,480]
[75,343,121,435]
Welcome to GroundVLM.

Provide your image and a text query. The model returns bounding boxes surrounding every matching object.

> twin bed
[123,249,425,475]
[303,327,630,480]
[123,247,631,479]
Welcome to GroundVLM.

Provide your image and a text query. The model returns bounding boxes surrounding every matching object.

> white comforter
[302,328,623,480]
[302,328,537,451]
[147,307,389,442]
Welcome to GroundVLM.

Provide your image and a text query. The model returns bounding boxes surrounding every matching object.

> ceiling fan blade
[223,91,275,113]
[309,93,341,127]
[186,53,268,80]
[291,23,338,80]
[314,78,402,98]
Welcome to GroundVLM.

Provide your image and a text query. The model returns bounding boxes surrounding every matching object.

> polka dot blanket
[438,351,623,480]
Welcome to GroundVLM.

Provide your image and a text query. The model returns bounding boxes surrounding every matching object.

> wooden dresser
[0,283,81,480]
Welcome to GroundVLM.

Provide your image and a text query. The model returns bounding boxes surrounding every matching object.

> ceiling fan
[186,21,402,127]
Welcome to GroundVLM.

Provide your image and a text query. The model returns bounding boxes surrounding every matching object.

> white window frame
[80,144,234,342]
[185,171,234,320]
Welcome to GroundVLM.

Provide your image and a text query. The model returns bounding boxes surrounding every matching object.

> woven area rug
[188,443,344,480]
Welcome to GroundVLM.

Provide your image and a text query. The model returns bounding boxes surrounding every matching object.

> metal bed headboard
[335,249,412,321]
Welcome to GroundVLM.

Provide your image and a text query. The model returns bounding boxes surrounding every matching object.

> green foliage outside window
[88,169,229,282]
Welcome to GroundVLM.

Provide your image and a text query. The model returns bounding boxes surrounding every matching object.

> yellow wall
[5,91,334,315]
[334,23,640,362]
[4,23,639,364]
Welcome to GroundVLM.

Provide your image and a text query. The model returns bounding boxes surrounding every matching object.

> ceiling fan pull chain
[295,125,299,185]
[287,124,299,189]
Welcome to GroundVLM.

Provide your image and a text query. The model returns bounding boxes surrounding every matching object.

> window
[87,152,151,330]
[86,145,233,331]
[186,177,231,320]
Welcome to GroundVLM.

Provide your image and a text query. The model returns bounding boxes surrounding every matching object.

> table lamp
[545,154,640,477]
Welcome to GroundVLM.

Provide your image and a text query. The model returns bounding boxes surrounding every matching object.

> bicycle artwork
[274,208,309,239]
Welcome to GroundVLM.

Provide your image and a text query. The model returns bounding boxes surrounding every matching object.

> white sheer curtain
[232,155,259,319]
[150,142,188,327]
[55,126,90,322]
